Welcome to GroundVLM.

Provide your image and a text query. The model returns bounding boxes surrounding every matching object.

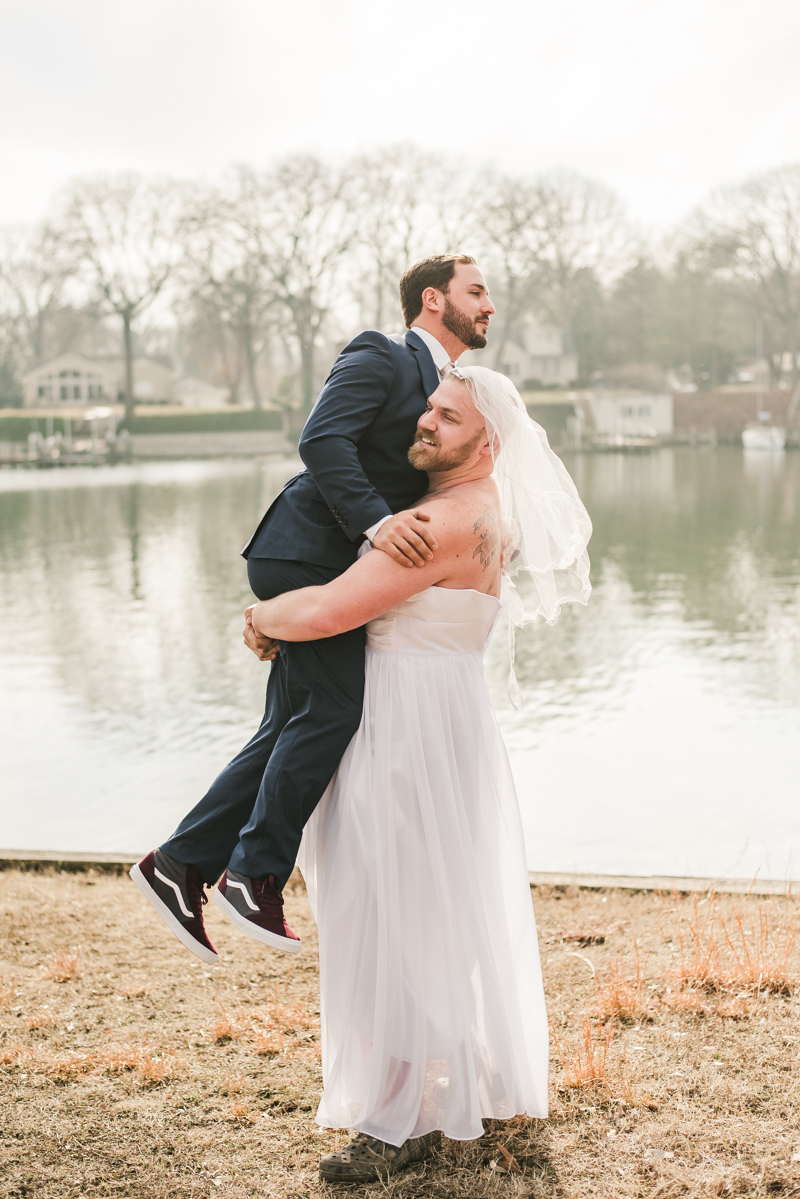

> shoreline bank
[1,848,796,897]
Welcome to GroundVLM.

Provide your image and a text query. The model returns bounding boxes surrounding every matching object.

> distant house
[21,354,174,407]
[173,378,230,408]
[467,319,578,389]
[22,353,118,407]
[586,392,673,437]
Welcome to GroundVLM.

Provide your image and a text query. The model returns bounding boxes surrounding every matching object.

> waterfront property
[21,354,233,409]
[22,353,176,407]
[584,391,673,439]
[22,352,119,406]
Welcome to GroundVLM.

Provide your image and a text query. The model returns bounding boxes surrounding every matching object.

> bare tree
[0,223,77,367]
[530,172,632,333]
[349,145,445,329]
[58,173,187,425]
[692,164,800,390]
[479,175,549,368]
[476,171,631,376]
[181,182,276,409]
[249,156,357,419]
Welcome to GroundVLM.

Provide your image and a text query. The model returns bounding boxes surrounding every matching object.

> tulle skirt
[298,646,549,1145]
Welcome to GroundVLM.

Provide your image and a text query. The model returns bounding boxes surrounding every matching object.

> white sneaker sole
[212,887,302,954]
[130,862,220,967]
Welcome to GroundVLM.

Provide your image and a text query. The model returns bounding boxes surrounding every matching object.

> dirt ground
[1,866,799,1199]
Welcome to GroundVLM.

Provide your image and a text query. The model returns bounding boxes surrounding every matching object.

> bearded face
[407,425,484,471]
[442,296,489,350]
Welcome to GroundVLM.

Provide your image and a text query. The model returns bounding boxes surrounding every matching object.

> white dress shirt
[363,327,451,545]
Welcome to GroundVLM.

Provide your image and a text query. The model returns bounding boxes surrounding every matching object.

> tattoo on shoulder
[472,511,499,572]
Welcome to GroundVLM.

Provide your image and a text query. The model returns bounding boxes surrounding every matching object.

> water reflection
[488,448,800,880]
[1,449,798,880]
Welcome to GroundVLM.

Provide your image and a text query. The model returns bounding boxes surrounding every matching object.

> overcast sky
[2,0,799,231]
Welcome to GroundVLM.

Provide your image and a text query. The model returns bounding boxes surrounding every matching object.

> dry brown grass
[551,1018,611,1090]
[0,1038,179,1083]
[25,1008,57,1031]
[205,986,320,1064]
[1,869,800,1199]
[0,974,17,1007]
[662,890,797,997]
[42,943,81,982]
[587,945,649,1024]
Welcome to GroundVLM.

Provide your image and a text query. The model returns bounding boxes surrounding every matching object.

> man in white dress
[245,368,552,1183]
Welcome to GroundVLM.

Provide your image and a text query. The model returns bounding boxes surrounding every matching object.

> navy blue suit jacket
[242,329,441,571]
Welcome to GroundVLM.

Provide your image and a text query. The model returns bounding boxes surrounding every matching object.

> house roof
[22,353,174,383]
[21,352,118,382]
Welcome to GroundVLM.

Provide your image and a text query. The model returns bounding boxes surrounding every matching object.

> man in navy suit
[131,254,495,964]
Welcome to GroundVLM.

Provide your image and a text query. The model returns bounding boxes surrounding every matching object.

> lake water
[1,447,798,881]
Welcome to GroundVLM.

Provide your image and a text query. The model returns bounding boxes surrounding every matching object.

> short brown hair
[399,254,476,328]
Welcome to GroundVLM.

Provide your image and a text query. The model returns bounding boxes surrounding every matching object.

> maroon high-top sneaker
[130,849,219,966]
[212,871,301,953]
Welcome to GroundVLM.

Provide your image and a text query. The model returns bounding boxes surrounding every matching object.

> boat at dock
[742,422,786,450]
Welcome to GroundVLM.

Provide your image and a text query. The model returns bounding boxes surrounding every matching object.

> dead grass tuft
[1,1040,178,1084]
[226,1099,253,1122]
[26,1008,57,1031]
[551,1018,657,1109]
[662,891,797,996]
[0,1041,27,1066]
[205,989,319,1063]
[101,1043,178,1083]
[253,1027,283,1056]
[136,1052,173,1084]
[43,944,81,982]
[250,987,320,1061]
[219,1074,247,1095]
[0,975,17,1007]
[587,946,649,1024]
[551,1018,611,1091]
[208,999,250,1042]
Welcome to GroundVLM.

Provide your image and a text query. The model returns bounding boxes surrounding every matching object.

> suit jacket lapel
[405,330,441,399]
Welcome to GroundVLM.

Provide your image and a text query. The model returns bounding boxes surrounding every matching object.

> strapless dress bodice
[366,585,502,656]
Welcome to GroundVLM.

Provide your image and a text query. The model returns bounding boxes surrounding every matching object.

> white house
[22,353,118,407]
[466,318,578,389]
[586,392,673,437]
[22,354,175,407]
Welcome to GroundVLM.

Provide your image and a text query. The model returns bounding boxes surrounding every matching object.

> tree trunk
[123,310,135,428]
[300,333,315,419]
[243,328,262,410]
[492,272,518,372]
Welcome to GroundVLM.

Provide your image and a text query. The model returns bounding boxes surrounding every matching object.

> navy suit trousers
[161,558,365,888]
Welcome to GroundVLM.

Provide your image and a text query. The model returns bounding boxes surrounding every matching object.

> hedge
[0,408,285,441]
[128,409,284,434]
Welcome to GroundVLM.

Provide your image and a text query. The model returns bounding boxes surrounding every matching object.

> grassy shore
[1,868,798,1198]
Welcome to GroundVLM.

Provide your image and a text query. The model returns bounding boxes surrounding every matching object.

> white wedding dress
[298,584,549,1146]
